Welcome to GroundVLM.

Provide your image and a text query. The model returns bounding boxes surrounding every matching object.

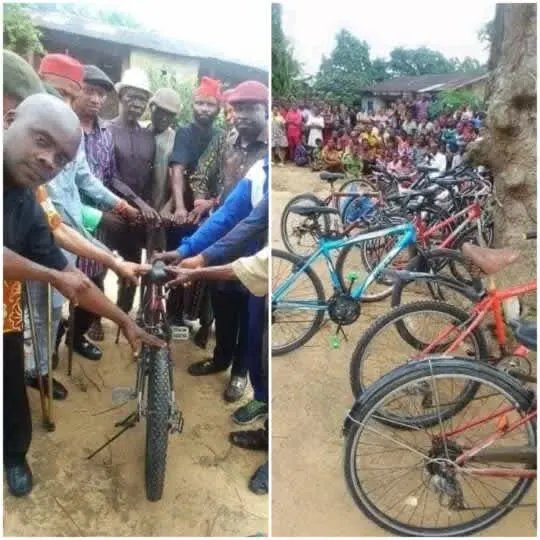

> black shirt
[4,183,68,271]
[169,123,218,176]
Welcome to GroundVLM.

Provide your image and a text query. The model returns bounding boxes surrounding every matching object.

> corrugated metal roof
[363,72,488,94]
[30,11,268,73]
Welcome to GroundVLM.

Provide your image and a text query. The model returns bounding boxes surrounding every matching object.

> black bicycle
[88,260,188,501]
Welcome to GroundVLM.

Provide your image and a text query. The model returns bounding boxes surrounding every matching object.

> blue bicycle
[272,205,416,355]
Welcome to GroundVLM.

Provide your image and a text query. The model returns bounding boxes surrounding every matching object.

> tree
[314,29,373,105]
[388,46,457,76]
[429,90,482,118]
[467,4,536,308]
[458,56,483,72]
[478,19,494,50]
[371,57,390,82]
[272,3,302,99]
[3,3,44,56]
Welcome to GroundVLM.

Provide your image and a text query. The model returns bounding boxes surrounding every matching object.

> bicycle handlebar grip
[525,231,537,240]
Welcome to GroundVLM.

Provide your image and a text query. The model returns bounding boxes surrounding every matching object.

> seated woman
[341,142,363,178]
[311,138,324,172]
[321,139,343,172]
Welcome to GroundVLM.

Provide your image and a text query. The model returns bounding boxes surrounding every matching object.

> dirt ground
[271,165,536,537]
[4,276,268,537]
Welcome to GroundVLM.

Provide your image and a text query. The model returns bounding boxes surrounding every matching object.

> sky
[66,0,271,70]
[281,0,497,75]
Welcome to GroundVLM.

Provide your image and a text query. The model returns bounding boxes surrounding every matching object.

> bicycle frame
[416,201,482,248]
[422,279,537,357]
[274,223,416,311]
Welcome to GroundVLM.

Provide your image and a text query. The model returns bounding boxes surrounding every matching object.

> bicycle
[87,260,188,501]
[272,205,416,355]
[349,235,537,401]
[342,332,536,536]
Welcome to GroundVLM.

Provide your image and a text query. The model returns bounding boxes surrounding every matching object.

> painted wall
[129,49,199,83]
[360,96,386,113]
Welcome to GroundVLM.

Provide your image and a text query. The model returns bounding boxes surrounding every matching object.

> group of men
[4,49,269,499]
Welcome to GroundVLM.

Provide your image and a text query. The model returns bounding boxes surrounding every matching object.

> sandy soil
[4,276,268,537]
[270,165,536,537]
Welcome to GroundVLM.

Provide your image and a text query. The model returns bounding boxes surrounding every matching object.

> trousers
[71,273,105,343]
[246,295,267,403]
[4,332,32,465]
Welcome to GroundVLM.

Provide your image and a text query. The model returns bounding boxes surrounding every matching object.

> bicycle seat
[320,172,345,182]
[148,261,169,284]
[289,204,341,217]
[461,243,520,275]
[510,319,537,351]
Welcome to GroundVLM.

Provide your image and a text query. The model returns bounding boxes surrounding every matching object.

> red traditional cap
[194,77,222,101]
[227,81,268,104]
[39,54,83,98]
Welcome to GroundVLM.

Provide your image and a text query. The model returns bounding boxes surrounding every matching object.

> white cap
[115,67,151,96]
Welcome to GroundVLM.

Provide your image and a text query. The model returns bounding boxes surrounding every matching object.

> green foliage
[145,66,225,129]
[371,57,391,82]
[3,3,44,55]
[272,4,302,99]
[314,29,373,106]
[478,19,494,49]
[429,90,483,118]
[388,46,457,76]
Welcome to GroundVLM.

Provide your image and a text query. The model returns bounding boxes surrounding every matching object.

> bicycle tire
[272,249,326,355]
[344,357,536,536]
[145,347,171,501]
[280,193,326,256]
[349,300,489,398]
[390,248,474,308]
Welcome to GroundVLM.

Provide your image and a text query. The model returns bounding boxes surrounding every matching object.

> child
[311,138,324,172]
[342,142,363,179]
[294,138,309,167]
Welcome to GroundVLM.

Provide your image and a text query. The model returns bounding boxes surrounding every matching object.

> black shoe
[224,375,247,403]
[188,359,228,376]
[73,336,102,361]
[229,429,268,451]
[249,462,268,495]
[5,459,33,497]
[26,374,68,400]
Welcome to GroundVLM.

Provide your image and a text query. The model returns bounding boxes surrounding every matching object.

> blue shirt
[177,157,268,259]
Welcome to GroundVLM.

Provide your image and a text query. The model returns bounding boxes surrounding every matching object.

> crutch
[67,302,75,377]
[46,284,55,430]
[24,284,55,431]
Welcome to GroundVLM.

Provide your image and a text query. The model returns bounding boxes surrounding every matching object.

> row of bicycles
[272,161,537,536]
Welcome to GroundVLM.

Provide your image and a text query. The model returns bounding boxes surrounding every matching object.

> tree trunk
[471,3,536,310]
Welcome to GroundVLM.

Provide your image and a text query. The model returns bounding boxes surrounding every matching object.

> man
[107,67,160,315]
[4,94,164,497]
[161,77,222,337]
[147,87,181,254]
[156,156,269,420]
[3,51,143,397]
[29,54,141,396]
[166,247,269,495]
[177,81,268,403]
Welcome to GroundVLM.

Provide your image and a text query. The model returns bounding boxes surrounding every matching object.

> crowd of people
[3,49,269,499]
[272,97,484,176]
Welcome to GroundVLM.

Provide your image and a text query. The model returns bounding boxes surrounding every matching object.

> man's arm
[201,194,268,266]
[4,247,64,283]
[177,177,253,259]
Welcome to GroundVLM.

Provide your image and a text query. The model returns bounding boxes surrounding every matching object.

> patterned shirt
[191,128,268,203]
[78,118,118,277]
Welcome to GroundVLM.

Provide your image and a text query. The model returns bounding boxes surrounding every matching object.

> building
[359,72,488,113]
[28,9,268,117]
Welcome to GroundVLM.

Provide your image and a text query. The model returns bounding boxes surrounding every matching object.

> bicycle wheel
[344,357,536,536]
[349,300,489,398]
[280,193,327,256]
[390,248,475,310]
[145,347,171,501]
[272,249,326,355]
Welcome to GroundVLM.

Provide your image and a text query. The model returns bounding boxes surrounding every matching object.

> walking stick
[45,284,55,431]
[67,302,75,376]
[24,285,54,431]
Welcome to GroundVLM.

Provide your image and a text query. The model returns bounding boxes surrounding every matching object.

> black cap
[83,65,114,92]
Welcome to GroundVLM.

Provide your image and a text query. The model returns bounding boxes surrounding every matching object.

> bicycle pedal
[171,325,190,341]
[170,410,184,434]
[112,386,136,405]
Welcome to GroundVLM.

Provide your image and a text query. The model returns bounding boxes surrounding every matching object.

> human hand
[137,201,161,224]
[51,268,92,306]
[151,250,182,265]
[172,207,188,225]
[120,318,166,354]
[187,200,213,225]
[100,211,127,234]
[113,260,147,286]
[180,254,205,270]
[122,204,140,221]
[164,265,199,288]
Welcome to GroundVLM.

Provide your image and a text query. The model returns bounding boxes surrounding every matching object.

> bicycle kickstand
[86,411,138,460]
